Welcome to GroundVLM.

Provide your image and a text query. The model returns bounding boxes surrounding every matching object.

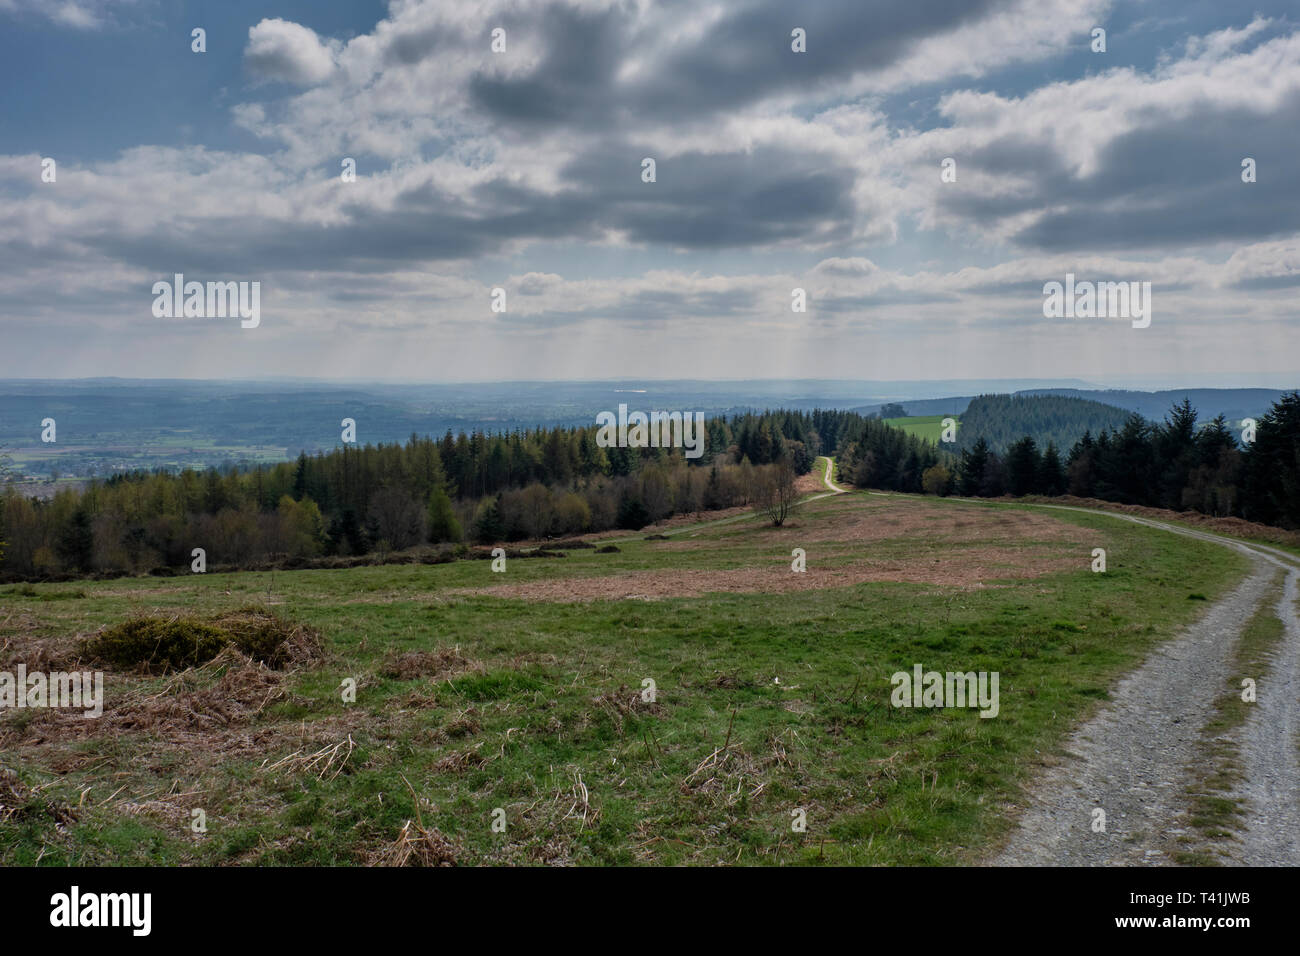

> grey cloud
[936,92,1300,252]
[70,142,857,276]
[815,290,959,312]
[470,0,1007,130]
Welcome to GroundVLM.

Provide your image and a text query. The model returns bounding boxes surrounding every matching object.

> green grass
[883,415,956,444]
[0,490,1250,866]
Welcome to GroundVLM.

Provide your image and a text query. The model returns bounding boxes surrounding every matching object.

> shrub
[84,607,322,673]
[922,464,953,496]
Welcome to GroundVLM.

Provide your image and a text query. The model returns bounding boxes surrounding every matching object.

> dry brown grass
[367,776,460,867]
[448,498,1098,602]
[0,765,76,827]
[432,745,487,774]
[261,734,356,781]
[448,547,1086,602]
[0,646,306,748]
[368,819,460,866]
[378,647,482,681]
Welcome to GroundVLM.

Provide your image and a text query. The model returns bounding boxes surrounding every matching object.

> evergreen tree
[1241,392,1300,528]
[329,507,368,556]
[1005,437,1040,496]
[1038,442,1066,496]
[289,455,306,502]
[56,507,94,572]
[473,497,505,544]
[960,438,991,496]
[616,494,650,530]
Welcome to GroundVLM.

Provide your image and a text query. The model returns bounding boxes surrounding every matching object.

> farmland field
[883,415,955,443]
[0,485,1248,866]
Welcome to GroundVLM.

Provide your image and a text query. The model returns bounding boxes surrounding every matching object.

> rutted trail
[800,456,849,504]
[990,503,1300,866]
[819,456,849,494]
[1231,566,1300,865]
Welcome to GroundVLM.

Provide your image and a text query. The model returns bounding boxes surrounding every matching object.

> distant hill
[854,387,1293,436]
[954,394,1136,454]
[2,378,1292,479]
[1015,388,1287,425]
[853,396,974,418]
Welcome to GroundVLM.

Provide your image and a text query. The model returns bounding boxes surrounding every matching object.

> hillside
[1015,388,1285,425]
[954,394,1136,454]
[0,485,1248,866]
[854,396,973,418]
[853,387,1290,431]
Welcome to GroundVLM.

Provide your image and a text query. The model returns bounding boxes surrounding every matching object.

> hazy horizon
[3,374,1299,393]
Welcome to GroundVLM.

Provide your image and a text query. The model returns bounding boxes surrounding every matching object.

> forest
[3,393,1297,582]
[0,408,930,580]
[954,393,1137,454]
[950,394,1300,530]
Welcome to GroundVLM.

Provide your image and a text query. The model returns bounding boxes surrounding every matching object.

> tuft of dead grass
[368,776,459,867]
[0,627,75,674]
[378,647,482,682]
[432,745,486,774]
[261,735,356,781]
[0,647,302,747]
[589,685,662,735]
[369,819,459,866]
[0,766,76,827]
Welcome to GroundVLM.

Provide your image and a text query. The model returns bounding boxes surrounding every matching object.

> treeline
[955,393,1135,454]
[949,394,1300,529]
[0,408,867,580]
[835,415,950,494]
[13,390,1292,581]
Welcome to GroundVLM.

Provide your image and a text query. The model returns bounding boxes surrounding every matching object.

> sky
[1,0,1299,386]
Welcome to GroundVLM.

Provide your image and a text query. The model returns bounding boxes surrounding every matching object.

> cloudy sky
[2,0,1298,385]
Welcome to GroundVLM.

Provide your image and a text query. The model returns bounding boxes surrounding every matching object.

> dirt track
[991,505,1300,867]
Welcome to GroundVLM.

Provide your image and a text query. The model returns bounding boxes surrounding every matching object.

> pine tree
[1241,392,1300,528]
[1005,437,1040,496]
[616,495,650,530]
[56,507,95,572]
[1038,442,1066,496]
[960,438,991,496]
[473,497,505,544]
[329,507,367,556]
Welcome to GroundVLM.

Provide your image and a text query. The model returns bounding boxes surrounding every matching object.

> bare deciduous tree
[755,460,798,527]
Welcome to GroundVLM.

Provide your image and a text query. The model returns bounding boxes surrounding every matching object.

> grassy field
[0,488,1249,866]
[883,414,954,443]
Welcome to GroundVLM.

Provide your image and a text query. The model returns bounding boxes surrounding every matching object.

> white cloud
[244,18,339,87]
[4,5,1300,381]
[0,0,137,30]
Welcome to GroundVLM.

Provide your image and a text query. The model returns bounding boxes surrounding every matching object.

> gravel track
[991,505,1300,866]
[1230,564,1300,865]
